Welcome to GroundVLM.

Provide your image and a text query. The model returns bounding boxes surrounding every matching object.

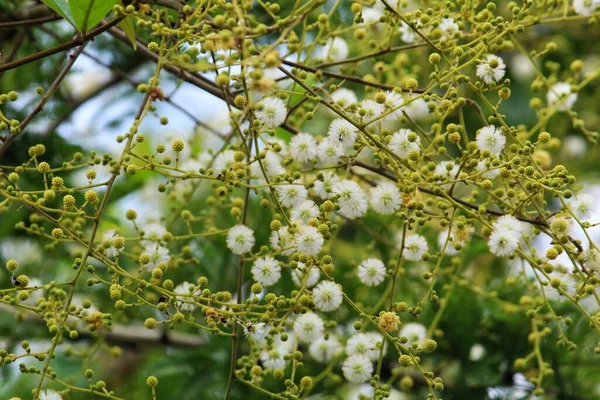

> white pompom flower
[476,54,506,84]
[438,17,459,39]
[226,224,255,255]
[492,215,523,234]
[342,354,374,383]
[332,179,368,219]
[547,82,577,111]
[328,118,359,148]
[309,336,343,363]
[569,194,596,219]
[403,234,429,261]
[383,90,405,120]
[291,263,321,288]
[255,96,287,129]
[357,99,384,124]
[312,280,343,312]
[389,129,420,158]
[317,138,344,166]
[289,132,318,163]
[399,322,427,347]
[330,88,357,109]
[270,226,297,256]
[488,229,520,257]
[260,346,289,370]
[295,225,325,255]
[290,200,320,225]
[476,125,506,155]
[358,258,387,286]
[251,256,281,287]
[39,390,63,400]
[276,182,308,207]
[370,182,402,215]
[293,312,325,343]
[346,332,380,361]
[573,0,600,16]
[317,37,349,62]
[174,281,199,312]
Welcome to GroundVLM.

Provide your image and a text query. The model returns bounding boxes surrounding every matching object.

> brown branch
[0,44,87,157]
[280,58,425,93]
[0,14,62,28]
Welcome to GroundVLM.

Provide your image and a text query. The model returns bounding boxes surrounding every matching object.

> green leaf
[69,0,118,32]
[118,17,137,50]
[41,0,75,25]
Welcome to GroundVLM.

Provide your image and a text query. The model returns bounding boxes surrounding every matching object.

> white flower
[370,182,402,215]
[332,179,368,219]
[244,322,268,344]
[251,151,285,181]
[140,222,167,244]
[546,272,577,301]
[270,226,296,255]
[398,21,416,43]
[317,138,344,165]
[142,244,170,271]
[549,215,573,237]
[358,258,387,286]
[295,225,324,255]
[251,256,281,287]
[313,281,343,312]
[434,161,460,180]
[476,55,506,84]
[314,171,339,199]
[328,118,359,148]
[438,17,459,39]
[584,247,600,271]
[346,333,380,361]
[389,129,420,158]
[102,229,124,258]
[569,194,596,219]
[493,215,523,234]
[476,125,506,155]
[403,234,429,261]
[213,149,236,173]
[573,0,600,16]
[399,322,427,347]
[317,37,349,62]
[174,281,199,312]
[404,97,429,120]
[276,182,308,207]
[488,230,520,256]
[438,230,459,256]
[469,344,486,361]
[342,355,373,383]
[39,390,62,400]
[309,336,343,363]
[290,133,317,163]
[226,224,255,255]
[547,82,577,111]
[291,264,321,288]
[255,96,287,129]
[476,160,500,179]
[357,99,384,123]
[383,90,405,120]
[330,88,357,109]
[290,200,320,224]
[294,313,325,343]
[261,346,289,370]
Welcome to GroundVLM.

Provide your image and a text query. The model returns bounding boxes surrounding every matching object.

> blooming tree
[1,0,600,399]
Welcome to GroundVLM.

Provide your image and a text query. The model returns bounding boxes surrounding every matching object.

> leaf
[40,0,75,25]
[118,17,137,50]
[69,0,118,32]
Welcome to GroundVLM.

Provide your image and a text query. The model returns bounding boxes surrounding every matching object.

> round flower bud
[429,53,441,64]
[126,165,137,175]
[404,78,419,91]
[148,42,159,52]
[270,220,282,231]
[37,162,50,174]
[115,300,126,310]
[374,92,386,104]
[172,140,185,152]
[234,95,246,108]
[15,275,29,288]
[251,283,263,294]
[6,259,18,272]
[538,132,551,143]
[146,376,159,387]
[51,228,63,239]
[126,209,137,220]
[423,339,437,351]
[300,376,312,388]
[398,354,413,367]
[85,190,99,205]
[8,172,19,183]
[63,195,76,209]
[144,318,156,329]
[7,91,18,101]
[86,170,97,180]
[173,312,184,323]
